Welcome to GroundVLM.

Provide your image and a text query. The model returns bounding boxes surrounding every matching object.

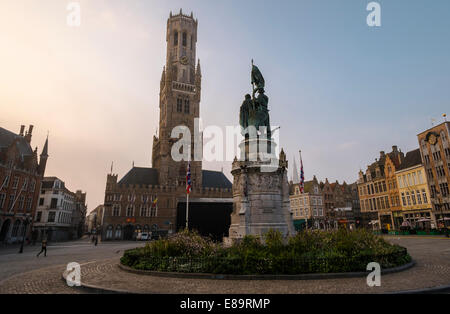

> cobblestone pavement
[0,238,144,294]
[0,236,448,293]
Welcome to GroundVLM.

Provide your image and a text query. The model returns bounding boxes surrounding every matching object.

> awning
[401,221,412,227]
[293,219,306,226]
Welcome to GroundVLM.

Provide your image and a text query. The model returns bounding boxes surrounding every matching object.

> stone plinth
[227,138,295,240]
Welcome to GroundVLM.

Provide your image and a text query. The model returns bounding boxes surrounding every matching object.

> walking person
[94,235,98,246]
[36,238,47,257]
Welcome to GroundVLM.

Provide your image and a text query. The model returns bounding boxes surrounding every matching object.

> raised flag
[299,153,305,193]
[186,162,192,194]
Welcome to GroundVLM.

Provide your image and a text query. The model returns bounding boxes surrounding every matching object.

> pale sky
[1,0,449,212]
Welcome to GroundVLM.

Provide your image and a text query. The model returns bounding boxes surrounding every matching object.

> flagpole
[299,150,307,231]
[186,145,190,230]
[186,194,189,229]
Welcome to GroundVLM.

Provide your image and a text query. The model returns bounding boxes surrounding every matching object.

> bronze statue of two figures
[239,61,272,157]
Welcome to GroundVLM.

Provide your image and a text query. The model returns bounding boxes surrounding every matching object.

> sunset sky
[1,0,450,212]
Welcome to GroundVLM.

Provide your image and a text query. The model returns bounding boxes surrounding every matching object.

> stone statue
[251,60,265,92]
[239,94,252,134]
[239,61,271,138]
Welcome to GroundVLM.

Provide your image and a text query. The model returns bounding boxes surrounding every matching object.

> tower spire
[38,134,49,176]
[196,59,201,77]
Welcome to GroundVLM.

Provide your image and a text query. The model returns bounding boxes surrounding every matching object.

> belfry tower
[152,10,202,187]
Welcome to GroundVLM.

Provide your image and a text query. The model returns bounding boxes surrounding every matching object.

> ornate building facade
[358,146,404,230]
[102,11,232,241]
[417,122,450,225]
[0,125,48,243]
[395,149,433,227]
[289,176,325,230]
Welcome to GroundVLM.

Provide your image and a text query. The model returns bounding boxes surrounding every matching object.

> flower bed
[120,229,411,275]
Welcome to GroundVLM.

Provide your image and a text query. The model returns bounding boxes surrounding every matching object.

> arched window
[140,205,147,217]
[135,225,142,234]
[115,225,122,239]
[182,32,187,46]
[106,225,113,239]
[126,205,134,217]
[190,35,193,50]
[177,98,183,112]
[184,99,190,114]
[112,204,120,216]
[174,31,178,46]
[11,220,21,237]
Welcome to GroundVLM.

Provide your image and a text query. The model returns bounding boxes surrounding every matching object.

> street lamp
[19,214,31,254]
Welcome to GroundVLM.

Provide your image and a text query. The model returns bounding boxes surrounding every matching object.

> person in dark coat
[36,238,47,257]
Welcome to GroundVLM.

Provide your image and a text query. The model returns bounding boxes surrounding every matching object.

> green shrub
[121,229,410,275]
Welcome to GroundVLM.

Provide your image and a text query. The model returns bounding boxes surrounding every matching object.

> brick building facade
[0,125,48,243]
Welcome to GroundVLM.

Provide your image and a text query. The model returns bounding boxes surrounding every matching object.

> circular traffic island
[120,229,412,279]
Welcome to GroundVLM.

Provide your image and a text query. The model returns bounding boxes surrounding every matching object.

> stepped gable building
[320,178,335,219]
[417,121,450,225]
[289,176,325,230]
[332,181,361,230]
[72,190,87,238]
[395,148,434,227]
[102,11,232,241]
[0,125,48,243]
[358,146,404,230]
[319,179,361,229]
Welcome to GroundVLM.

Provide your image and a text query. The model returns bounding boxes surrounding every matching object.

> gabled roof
[202,170,232,189]
[397,149,422,171]
[118,167,159,186]
[117,167,232,189]
[0,127,33,157]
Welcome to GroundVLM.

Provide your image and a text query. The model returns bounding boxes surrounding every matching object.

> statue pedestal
[227,137,295,241]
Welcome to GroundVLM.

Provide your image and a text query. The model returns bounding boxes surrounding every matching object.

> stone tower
[152,10,202,187]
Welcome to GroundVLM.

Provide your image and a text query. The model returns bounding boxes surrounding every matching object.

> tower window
[182,32,187,46]
[174,31,178,46]
[177,98,182,112]
[184,99,190,113]
[190,36,193,50]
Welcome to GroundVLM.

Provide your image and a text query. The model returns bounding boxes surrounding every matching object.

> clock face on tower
[426,132,439,145]
[429,134,437,145]
[180,56,189,65]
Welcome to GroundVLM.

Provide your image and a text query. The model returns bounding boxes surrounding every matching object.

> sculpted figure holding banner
[239,60,271,139]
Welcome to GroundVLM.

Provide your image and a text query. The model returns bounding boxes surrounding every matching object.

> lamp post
[19,214,30,254]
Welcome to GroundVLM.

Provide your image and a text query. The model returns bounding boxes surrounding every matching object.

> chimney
[24,125,34,143]
[19,125,25,136]
[392,145,398,152]
[380,151,385,158]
